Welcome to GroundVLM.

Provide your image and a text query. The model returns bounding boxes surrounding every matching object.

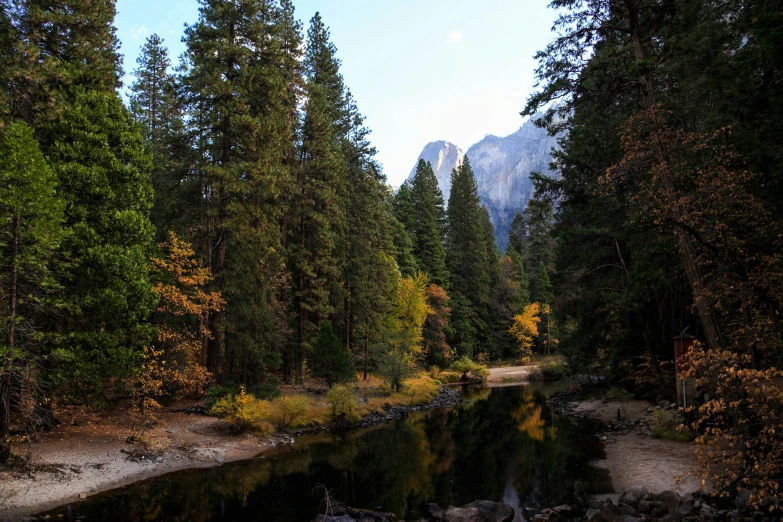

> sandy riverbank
[570,397,704,497]
[0,406,269,521]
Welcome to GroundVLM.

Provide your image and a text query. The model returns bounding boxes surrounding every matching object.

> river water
[45,383,611,521]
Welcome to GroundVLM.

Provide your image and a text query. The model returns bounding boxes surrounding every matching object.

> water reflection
[45,384,611,522]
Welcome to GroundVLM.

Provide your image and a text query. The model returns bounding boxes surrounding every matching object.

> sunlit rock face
[405,116,558,251]
[466,117,559,251]
[406,140,464,204]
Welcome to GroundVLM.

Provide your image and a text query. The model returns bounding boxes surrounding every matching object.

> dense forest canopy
[0,0,781,506]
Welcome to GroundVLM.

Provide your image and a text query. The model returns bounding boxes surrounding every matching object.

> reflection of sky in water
[504,479,526,522]
[44,384,610,522]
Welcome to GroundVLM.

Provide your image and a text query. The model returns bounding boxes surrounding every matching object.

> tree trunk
[626,1,722,352]
[1,215,20,460]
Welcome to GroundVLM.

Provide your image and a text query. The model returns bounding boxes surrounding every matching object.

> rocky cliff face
[406,140,464,204]
[405,117,558,251]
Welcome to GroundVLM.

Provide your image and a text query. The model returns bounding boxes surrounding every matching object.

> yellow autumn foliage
[509,302,542,361]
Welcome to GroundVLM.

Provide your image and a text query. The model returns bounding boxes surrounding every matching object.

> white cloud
[447,29,463,44]
[126,25,148,43]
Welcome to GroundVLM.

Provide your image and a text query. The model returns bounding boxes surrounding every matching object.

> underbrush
[529,356,568,381]
[650,408,694,442]
[210,373,440,433]
[450,357,489,382]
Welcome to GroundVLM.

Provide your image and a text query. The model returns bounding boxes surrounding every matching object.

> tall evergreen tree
[409,159,449,286]
[446,156,491,357]
[290,12,348,382]
[507,212,527,259]
[129,34,179,235]
[8,0,159,394]
[523,193,556,283]
[0,122,64,460]
[180,0,301,380]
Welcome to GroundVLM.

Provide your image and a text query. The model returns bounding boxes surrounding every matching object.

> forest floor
[571,398,705,498]
[0,403,271,520]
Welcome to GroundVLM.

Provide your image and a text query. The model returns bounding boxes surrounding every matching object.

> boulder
[615,517,641,522]
[589,505,620,522]
[638,500,667,518]
[656,491,683,513]
[428,504,447,521]
[735,489,751,509]
[585,508,598,521]
[440,501,515,522]
[617,504,640,517]
[619,486,649,508]
[552,505,571,514]
[315,516,355,522]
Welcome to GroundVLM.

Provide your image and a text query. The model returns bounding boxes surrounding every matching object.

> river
[43,383,611,521]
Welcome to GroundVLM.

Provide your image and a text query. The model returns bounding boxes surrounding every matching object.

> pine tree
[310,321,353,387]
[129,34,179,235]
[181,0,301,380]
[533,261,554,305]
[523,195,556,282]
[409,159,449,286]
[289,12,348,382]
[507,212,527,259]
[445,156,491,357]
[17,0,160,394]
[0,122,64,460]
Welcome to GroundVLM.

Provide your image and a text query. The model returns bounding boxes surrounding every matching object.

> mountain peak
[405,141,464,203]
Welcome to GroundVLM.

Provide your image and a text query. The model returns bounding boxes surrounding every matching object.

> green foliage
[529,359,568,381]
[450,356,489,382]
[650,409,693,442]
[446,157,493,357]
[309,321,354,387]
[606,387,634,402]
[326,384,359,422]
[268,395,312,430]
[409,160,449,286]
[209,386,274,436]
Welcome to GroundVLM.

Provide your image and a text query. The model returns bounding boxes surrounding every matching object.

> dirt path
[486,366,534,385]
[0,406,270,521]
[572,398,704,495]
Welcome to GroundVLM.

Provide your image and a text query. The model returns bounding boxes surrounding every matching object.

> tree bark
[626,1,722,352]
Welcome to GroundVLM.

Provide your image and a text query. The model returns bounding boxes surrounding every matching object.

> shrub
[326,384,359,422]
[650,409,693,441]
[529,359,568,381]
[438,371,462,383]
[209,386,274,436]
[606,386,634,402]
[450,357,489,382]
[309,321,354,387]
[268,395,312,430]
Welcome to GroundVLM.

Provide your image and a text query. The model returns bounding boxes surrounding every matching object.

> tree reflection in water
[45,384,611,522]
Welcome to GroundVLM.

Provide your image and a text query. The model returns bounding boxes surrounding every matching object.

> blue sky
[115,0,558,186]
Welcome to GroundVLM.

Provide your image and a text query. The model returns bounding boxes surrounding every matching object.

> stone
[656,490,683,513]
[619,486,650,507]
[615,517,641,522]
[618,504,640,517]
[590,505,620,522]
[314,516,355,522]
[215,457,225,463]
[736,489,752,509]
[585,508,598,521]
[428,504,447,520]
[442,500,515,522]
[552,505,571,514]
[638,500,668,517]
[79,492,87,499]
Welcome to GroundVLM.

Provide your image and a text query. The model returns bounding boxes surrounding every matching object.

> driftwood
[344,506,396,521]
[167,404,208,415]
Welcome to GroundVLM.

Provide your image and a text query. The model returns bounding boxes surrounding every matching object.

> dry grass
[211,373,440,433]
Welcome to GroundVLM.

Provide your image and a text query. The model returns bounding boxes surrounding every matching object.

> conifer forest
[1,1,783,520]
